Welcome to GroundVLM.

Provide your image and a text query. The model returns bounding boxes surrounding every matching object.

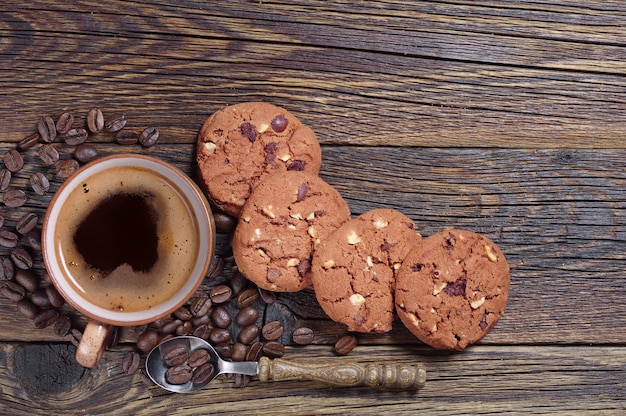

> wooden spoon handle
[258,356,426,389]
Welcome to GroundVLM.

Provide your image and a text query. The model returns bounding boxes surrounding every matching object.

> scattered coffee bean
[209,284,232,304]
[140,369,155,386]
[31,288,51,308]
[74,143,98,163]
[0,256,14,280]
[0,230,19,248]
[17,298,39,319]
[18,132,41,150]
[188,348,210,368]
[136,329,160,353]
[189,294,212,317]
[122,351,141,375]
[214,342,232,358]
[45,285,65,308]
[211,306,232,329]
[56,112,75,134]
[245,341,264,361]
[153,316,173,330]
[3,189,27,207]
[30,171,51,195]
[116,129,139,145]
[236,305,259,327]
[55,159,79,178]
[258,287,277,305]
[292,327,315,345]
[206,255,225,279]
[192,362,215,384]
[175,321,193,336]
[1,280,26,301]
[25,230,41,251]
[37,116,57,143]
[214,212,236,233]
[229,271,248,297]
[262,341,285,358]
[209,328,231,345]
[238,324,260,345]
[139,127,159,147]
[38,144,59,165]
[104,114,127,133]
[231,342,248,361]
[334,334,358,355]
[166,364,193,385]
[3,150,24,172]
[237,287,259,308]
[34,308,59,329]
[87,108,104,133]
[11,247,33,270]
[161,319,183,335]
[0,169,11,191]
[191,313,211,328]
[193,324,211,340]
[133,324,148,337]
[16,212,38,235]
[163,345,190,367]
[15,269,38,291]
[262,321,284,341]
[173,306,192,321]
[53,314,72,337]
[64,127,88,146]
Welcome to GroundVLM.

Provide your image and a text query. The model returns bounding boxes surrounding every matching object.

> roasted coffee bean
[139,126,159,147]
[165,364,193,385]
[116,129,139,145]
[104,114,127,133]
[34,308,59,329]
[334,334,358,355]
[209,328,231,345]
[261,321,284,341]
[229,271,248,296]
[31,288,51,308]
[136,329,160,353]
[175,321,193,336]
[64,127,88,146]
[163,345,190,367]
[45,285,64,308]
[193,324,212,340]
[55,159,79,178]
[160,334,174,344]
[15,269,38,291]
[0,169,11,191]
[53,314,72,337]
[231,342,248,361]
[11,247,33,270]
[38,144,59,165]
[140,369,155,386]
[211,306,232,329]
[56,112,75,134]
[17,298,39,319]
[238,324,260,345]
[16,212,38,235]
[174,306,192,321]
[292,327,315,345]
[87,108,104,133]
[74,143,98,163]
[25,230,41,251]
[189,294,212,317]
[235,374,250,388]
[214,342,232,358]
[122,351,141,375]
[206,255,225,279]
[0,230,19,248]
[1,280,26,301]
[258,287,277,305]
[188,348,210,368]
[213,212,236,233]
[246,341,264,362]
[18,132,41,150]
[209,284,232,304]
[191,313,211,328]
[161,318,183,335]
[262,341,285,358]
[236,305,259,327]
[37,116,57,143]
[68,328,82,347]
[133,324,148,337]
[237,287,259,308]
[3,149,24,172]
[30,171,50,195]
[152,316,173,329]
[3,189,27,207]
[0,256,14,280]
[192,362,215,384]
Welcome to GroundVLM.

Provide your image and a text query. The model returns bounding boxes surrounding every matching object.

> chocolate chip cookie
[311,209,422,333]
[395,229,510,350]
[196,102,322,217]
[233,171,350,292]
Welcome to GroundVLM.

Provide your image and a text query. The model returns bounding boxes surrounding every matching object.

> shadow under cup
[42,154,215,368]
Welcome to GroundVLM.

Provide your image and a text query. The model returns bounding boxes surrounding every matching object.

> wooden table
[1,1,625,414]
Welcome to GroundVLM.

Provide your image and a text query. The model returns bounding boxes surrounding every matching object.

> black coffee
[74,192,159,275]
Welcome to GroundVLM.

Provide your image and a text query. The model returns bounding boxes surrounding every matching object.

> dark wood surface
[1,1,625,414]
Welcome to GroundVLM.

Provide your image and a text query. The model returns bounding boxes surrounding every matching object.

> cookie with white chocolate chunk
[196,102,322,217]
[311,209,422,333]
[233,170,350,292]
[395,229,510,350]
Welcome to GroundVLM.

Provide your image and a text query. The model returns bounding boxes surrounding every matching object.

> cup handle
[75,319,114,368]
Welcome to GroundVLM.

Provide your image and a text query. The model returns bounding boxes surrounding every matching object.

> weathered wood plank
[1,343,625,415]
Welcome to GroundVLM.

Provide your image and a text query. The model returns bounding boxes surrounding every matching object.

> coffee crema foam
[54,165,200,313]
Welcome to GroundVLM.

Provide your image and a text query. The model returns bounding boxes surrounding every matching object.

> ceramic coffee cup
[42,154,215,368]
